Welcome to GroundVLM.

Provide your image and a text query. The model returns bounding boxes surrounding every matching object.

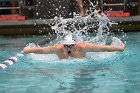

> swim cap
[62,33,76,44]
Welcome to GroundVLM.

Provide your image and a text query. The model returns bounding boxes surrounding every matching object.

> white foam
[87,52,116,60]
[29,54,59,62]
[16,53,24,57]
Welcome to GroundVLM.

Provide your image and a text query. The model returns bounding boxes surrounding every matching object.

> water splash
[51,1,117,45]
[111,37,123,46]
[25,43,40,48]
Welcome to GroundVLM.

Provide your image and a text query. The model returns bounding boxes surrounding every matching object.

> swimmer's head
[62,33,76,44]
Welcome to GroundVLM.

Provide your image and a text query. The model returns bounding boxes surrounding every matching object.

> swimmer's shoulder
[53,44,64,49]
[75,42,97,49]
[76,42,94,46]
[75,42,89,48]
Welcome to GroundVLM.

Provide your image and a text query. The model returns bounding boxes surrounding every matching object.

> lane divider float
[0,51,25,70]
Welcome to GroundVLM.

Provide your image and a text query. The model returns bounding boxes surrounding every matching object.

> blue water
[0,32,140,93]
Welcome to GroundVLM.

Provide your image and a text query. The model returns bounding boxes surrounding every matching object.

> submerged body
[23,42,125,59]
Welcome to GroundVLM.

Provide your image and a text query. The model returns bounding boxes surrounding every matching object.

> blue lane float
[0,51,25,70]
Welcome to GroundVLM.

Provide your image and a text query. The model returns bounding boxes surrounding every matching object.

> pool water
[0,32,140,93]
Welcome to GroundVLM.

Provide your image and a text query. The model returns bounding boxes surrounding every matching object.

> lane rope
[0,51,25,70]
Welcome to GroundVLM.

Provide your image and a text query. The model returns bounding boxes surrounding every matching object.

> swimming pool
[0,32,140,93]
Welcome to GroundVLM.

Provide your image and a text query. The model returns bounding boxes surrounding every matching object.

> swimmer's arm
[23,46,56,54]
[99,43,125,52]
[85,42,125,52]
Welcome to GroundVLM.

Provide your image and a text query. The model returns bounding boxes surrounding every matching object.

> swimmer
[23,35,125,59]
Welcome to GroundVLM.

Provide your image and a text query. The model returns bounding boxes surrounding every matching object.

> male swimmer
[23,34,125,59]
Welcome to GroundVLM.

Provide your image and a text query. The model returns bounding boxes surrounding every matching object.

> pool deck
[0,16,140,35]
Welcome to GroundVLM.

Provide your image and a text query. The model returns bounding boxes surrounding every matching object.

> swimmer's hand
[117,42,125,51]
[112,37,125,51]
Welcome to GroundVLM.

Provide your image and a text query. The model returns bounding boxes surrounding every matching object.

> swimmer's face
[64,44,75,54]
